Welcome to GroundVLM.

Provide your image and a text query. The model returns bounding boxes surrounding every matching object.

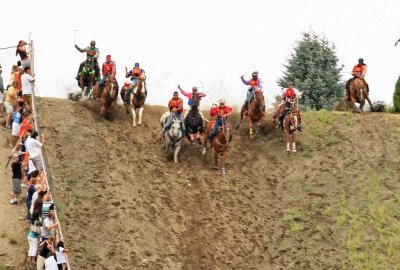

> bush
[393,76,400,112]
[370,101,387,112]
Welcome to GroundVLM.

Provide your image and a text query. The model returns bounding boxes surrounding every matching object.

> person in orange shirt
[345,58,369,95]
[15,66,24,91]
[160,91,185,138]
[208,99,233,143]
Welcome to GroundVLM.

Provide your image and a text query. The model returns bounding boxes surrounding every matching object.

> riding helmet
[358,58,364,63]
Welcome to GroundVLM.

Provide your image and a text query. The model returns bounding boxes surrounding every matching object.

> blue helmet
[134,62,140,67]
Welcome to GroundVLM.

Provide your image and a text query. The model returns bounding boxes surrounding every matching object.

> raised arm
[178,85,189,97]
[74,45,85,53]
[241,76,250,85]
[395,38,400,46]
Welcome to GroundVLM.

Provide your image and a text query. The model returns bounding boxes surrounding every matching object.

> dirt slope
[37,97,400,270]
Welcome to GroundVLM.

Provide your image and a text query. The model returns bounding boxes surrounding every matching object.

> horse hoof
[292,149,297,153]
[286,148,291,152]
[202,149,206,155]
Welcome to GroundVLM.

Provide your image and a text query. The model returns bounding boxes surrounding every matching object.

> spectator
[41,210,59,241]
[10,107,23,146]
[16,40,30,68]
[37,235,56,270]
[9,153,22,205]
[0,65,4,117]
[56,240,69,270]
[42,194,54,220]
[27,210,40,265]
[21,66,35,107]
[15,66,23,92]
[6,65,18,89]
[26,176,38,222]
[25,131,44,174]
[31,189,46,219]
[44,245,59,270]
[4,81,18,128]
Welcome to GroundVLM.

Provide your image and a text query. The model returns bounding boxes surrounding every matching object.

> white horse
[130,75,146,127]
[160,111,183,163]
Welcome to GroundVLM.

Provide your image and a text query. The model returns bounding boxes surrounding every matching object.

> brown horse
[282,101,300,153]
[130,74,147,127]
[347,78,372,112]
[78,58,95,98]
[120,81,132,114]
[100,75,118,118]
[202,117,232,175]
[236,90,265,139]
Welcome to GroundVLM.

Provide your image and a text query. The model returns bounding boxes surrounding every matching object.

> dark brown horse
[282,101,300,153]
[130,74,147,127]
[236,90,265,139]
[347,78,372,112]
[78,58,95,98]
[202,116,231,175]
[100,75,118,118]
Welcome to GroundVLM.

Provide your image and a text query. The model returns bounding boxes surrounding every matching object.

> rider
[208,99,233,144]
[178,84,206,121]
[160,91,185,139]
[75,40,101,83]
[98,55,117,90]
[124,63,145,102]
[276,83,303,131]
[241,71,264,115]
[345,58,369,97]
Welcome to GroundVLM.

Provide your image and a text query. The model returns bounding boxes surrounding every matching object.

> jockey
[345,58,369,96]
[178,84,206,121]
[124,62,145,102]
[98,55,118,90]
[75,40,101,82]
[241,71,264,114]
[208,99,233,144]
[160,91,185,139]
[277,83,303,131]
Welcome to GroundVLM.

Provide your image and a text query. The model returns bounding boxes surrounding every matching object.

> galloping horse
[100,75,119,118]
[202,116,232,175]
[236,90,265,138]
[130,74,147,127]
[78,58,95,98]
[120,81,132,114]
[282,101,301,153]
[184,94,203,143]
[160,112,182,163]
[347,78,372,112]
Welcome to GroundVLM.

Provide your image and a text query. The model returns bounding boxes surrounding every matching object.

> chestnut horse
[100,75,118,118]
[202,116,232,175]
[282,101,301,153]
[130,74,147,127]
[236,90,265,139]
[78,58,95,98]
[347,78,372,112]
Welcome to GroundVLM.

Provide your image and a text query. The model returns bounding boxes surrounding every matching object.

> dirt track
[35,97,400,270]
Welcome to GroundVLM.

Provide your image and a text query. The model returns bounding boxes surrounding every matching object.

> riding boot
[208,134,214,144]
[278,113,284,129]
[244,101,249,114]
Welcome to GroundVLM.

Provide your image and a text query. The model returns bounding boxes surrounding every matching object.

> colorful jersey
[241,77,263,91]
[102,61,116,77]
[281,87,301,101]
[168,98,183,113]
[210,106,233,118]
[76,46,100,59]
[352,64,367,77]
[127,68,145,81]
[179,88,206,105]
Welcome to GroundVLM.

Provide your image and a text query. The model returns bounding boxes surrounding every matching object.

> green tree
[278,32,344,110]
[393,76,400,112]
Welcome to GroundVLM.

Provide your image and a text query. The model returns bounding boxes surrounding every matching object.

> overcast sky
[1,0,399,108]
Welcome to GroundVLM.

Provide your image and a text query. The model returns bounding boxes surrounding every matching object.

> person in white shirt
[21,66,35,107]
[25,131,44,174]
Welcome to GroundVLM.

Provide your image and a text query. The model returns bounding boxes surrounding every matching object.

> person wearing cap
[0,65,4,117]
[345,58,369,97]
[208,99,233,144]
[274,83,303,131]
[75,40,100,82]
[16,40,30,68]
[124,62,145,102]
[241,71,264,114]
[178,84,206,121]
[98,55,118,91]
[160,91,185,139]
[4,81,18,128]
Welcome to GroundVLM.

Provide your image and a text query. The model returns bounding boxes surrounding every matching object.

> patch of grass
[56,202,66,222]
[65,178,77,185]
[303,151,313,158]
[0,262,5,270]
[321,164,330,172]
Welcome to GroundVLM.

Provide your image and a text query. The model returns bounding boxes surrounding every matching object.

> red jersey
[352,64,366,77]
[210,106,233,117]
[249,79,261,87]
[168,98,183,113]
[102,61,116,77]
[285,87,296,98]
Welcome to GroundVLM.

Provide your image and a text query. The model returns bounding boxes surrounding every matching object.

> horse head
[106,75,117,98]
[253,90,264,106]
[169,117,182,141]
[221,116,232,144]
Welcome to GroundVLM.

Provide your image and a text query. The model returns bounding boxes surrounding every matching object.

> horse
[236,90,265,139]
[100,75,119,118]
[160,111,182,163]
[184,94,204,143]
[282,101,301,153]
[347,77,373,112]
[130,74,147,127]
[78,58,95,98]
[202,116,232,175]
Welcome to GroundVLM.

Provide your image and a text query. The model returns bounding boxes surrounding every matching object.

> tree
[278,32,344,110]
[393,76,400,112]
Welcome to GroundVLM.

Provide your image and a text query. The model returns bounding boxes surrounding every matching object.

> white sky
[1,0,399,108]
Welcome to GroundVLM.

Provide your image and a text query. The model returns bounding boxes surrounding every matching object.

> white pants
[28,236,38,256]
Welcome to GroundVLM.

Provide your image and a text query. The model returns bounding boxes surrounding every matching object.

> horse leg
[285,131,290,152]
[365,94,373,109]
[174,144,181,163]
[291,133,297,153]
[131,108,137,127]
[138,107,144,126]
[221,151,227,175]
[196,131,201,142]
[350,95,360,112]
[214,148,219,167]
[255,119,261,134]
